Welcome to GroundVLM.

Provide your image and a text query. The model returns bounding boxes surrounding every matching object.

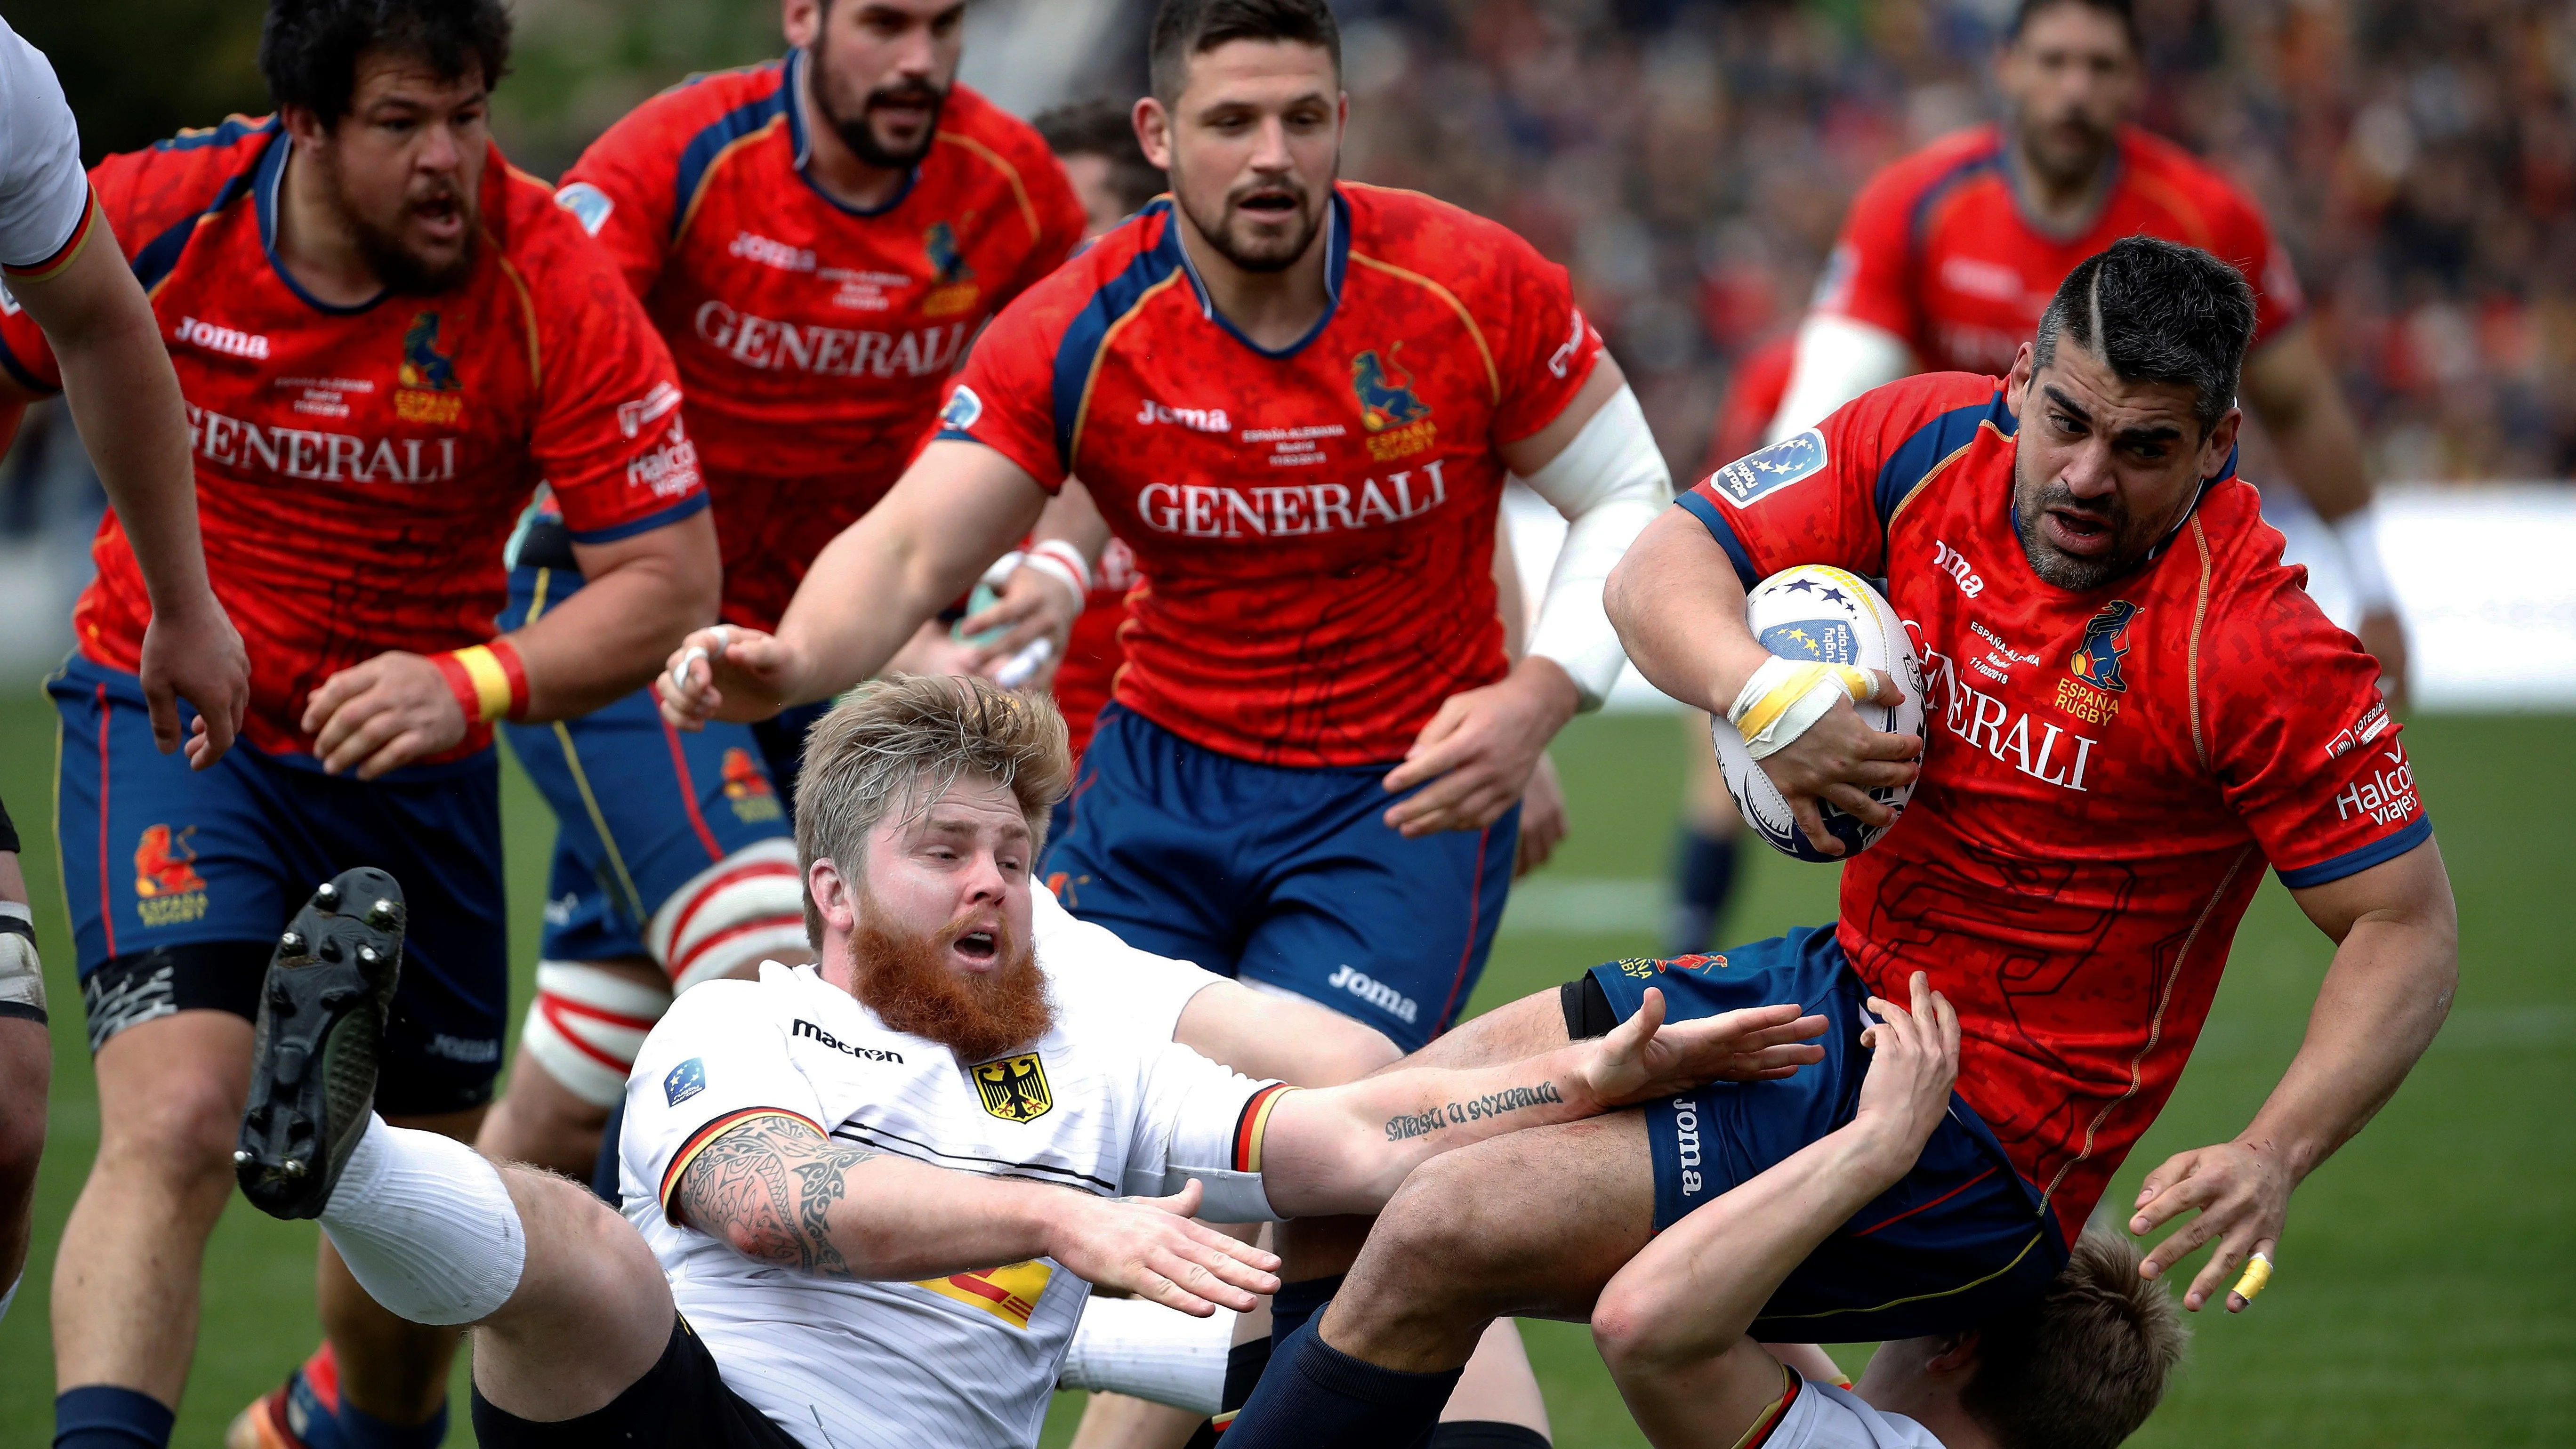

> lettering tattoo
[673,1114,883,1278]
[1382,1081,1565,1142]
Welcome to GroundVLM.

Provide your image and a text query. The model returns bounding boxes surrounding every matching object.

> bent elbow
[1590,1277,1690,1375]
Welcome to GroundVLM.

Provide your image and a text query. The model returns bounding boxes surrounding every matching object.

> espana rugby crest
[1352,343,1436,461]
[972,1052,1053,1123]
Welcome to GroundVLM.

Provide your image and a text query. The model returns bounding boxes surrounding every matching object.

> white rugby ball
[1713,565,1926,862]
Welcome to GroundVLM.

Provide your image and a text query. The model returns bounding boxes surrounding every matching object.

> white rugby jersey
[1765,1376,1946,1449]
[0,17,89,274]
[620,912,1285,1449]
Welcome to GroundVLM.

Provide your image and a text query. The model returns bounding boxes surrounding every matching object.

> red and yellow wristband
[432,637,531,724]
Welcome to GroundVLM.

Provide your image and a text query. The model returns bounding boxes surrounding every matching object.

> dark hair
[1148,0,1341,104]
[2031,236,2255,437]
[260,0,513,122]
[2005,0,2142,54]
[1962,1230,2188,1449]
[1034,98,1166,215]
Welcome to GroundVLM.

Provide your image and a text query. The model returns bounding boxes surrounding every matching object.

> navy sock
[1662,826,1742,957]
[53,1385,175,1449]
[1430,1423,1552,1448]
[1268,1272,1345,1348]
[1179,1338,1277,1449]
[339,1396,449,1449]
[1223,1316,1461,1449]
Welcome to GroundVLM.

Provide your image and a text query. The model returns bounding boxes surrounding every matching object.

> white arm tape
[1727,656,1873,762]
[1519,383,1672,709]
[977,549,1025,593]
[1015,542,1089,616]
[1764,313,1914,445]
[2329,504,2397,614]
[1157,1163,1280,1224]
[0,901,41,1017]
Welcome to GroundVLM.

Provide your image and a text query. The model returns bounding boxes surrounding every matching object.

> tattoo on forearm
[1383,1081,1564,1141]
[674,1115,882,1278]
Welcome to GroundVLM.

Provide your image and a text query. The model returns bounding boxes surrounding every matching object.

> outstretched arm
[673,1112,1279,1316]
[1590,975,1958,1449]
[1256,990,1827,1216]
[7,214,249,768]
[661,441,1049,724]
[2130,837,2456,1311]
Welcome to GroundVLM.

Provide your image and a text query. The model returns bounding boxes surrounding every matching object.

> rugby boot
[234,869,406,1219]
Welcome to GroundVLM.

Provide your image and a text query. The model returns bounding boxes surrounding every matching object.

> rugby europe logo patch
[1707,429,1827,508]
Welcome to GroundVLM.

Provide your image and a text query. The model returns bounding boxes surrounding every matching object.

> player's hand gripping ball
[1713,565,1927,861]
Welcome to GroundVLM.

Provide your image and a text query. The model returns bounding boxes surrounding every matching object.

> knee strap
[646,839,808,992]
[521,962,672,1109]
[0,903,43,1021]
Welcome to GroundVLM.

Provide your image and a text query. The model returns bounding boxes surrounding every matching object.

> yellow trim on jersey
[5,189,102,284]
[550,716,650,924]
[1068,269,1188,467]
[676,115,789,243]
[1754,1230,2050,1325]
[933,130,1040,239]
[1725,1363,1799,1449]
[1883,422,2003,533]
[2186,515,2213,768]
[1346,251,1502,404]
[490,246,542,387]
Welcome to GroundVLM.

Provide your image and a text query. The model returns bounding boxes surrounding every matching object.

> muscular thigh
[1346,1111,1656,1330]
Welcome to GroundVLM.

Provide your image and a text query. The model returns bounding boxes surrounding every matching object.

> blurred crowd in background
[7,0,2573,647]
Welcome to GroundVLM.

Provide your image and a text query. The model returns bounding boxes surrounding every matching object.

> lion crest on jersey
[395,312,464,424]
[921,221,982,318]
[1353,345,1436,461]
[133,824,210,929]
[2070,600,2141,693]
[972,1052,1053,1123]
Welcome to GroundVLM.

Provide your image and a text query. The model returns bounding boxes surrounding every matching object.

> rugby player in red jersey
[662,3,1673,1438]
[1217,239,2457,1449]
[1,6,720,1449]
[1768,0,2406,699]
[0,14,252,1342]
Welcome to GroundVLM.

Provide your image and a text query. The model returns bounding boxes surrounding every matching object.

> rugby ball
[1712,565,1926,862]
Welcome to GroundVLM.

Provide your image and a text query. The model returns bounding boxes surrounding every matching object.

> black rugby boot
[234,869,407,1220]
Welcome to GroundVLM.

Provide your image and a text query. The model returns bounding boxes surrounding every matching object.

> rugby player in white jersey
[230,676,1828,1449]
[0,14,249,1340]
[1587,972,2188,1449]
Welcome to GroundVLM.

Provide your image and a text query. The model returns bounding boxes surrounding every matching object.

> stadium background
[0,0,2568,1442]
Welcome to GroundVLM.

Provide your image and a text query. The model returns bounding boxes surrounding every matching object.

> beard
[849,889,1053,1063]
[2019,105,2117,191]
[326,157,478,295]
[2011,446,2158,592]
[1177,172,1328,274]
[814,69,949,170]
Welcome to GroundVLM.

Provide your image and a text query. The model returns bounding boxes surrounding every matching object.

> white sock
[0,1269,18,1325]
[1057,1295,1235,1415]
[319,1115,527,1326]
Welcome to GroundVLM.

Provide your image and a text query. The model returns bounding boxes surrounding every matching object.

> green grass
[0,700,2567,1445]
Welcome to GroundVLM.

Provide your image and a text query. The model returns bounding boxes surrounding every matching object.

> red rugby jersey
[938,185,1604,766]
[557,54,1085,632]
[1816,124,2303,376]
[1681,373,2428,1239]
[0,118,704,759]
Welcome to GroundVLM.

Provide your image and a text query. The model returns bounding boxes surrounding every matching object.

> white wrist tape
[1520,384,1672,709]
[1025,539,1094,597]
[1727,656,1874,761]
[978,550,1025,593]
[2329,504,2396,614]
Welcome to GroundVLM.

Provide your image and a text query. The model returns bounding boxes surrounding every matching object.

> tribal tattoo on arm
[673,1114,884,1278]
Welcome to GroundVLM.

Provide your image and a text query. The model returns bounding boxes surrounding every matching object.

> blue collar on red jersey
[252,130,389,317]
[784,47,921,219]
[1166,187,1352,360]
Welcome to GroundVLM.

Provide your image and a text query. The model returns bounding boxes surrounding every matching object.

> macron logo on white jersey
[1135,399,1231,433]
[174,316,271,360]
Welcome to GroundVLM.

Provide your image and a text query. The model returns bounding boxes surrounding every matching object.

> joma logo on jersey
[1932,539,1984,597]
[173,316,271,360]
[133,825,209,929]
[1326,964,1418,1024]
[972,1053,1053,1123]
[1135,400,1232,433]
[394,313,464,426]
[726,230,816,273]
[1136,462,1450,539]
[920,221,981,318]
[186,405,459,483]
[1672,1097,1706,1197]
[693,301,967,378]
[1352,346,1436,461]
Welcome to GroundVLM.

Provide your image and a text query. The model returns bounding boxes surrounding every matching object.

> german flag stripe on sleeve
[1726,1364,1803,1449]
[658,1106,824,1221]
[1231,1083,1296,1175]
[3,189,99,283]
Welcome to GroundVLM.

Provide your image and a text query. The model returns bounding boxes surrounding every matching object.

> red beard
[850,891,1053,1063]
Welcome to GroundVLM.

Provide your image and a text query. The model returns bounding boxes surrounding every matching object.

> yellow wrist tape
[1728,658,1875,758]
[451,645,515,723]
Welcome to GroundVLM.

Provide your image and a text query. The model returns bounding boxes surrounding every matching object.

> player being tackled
[237,676,1828,1449]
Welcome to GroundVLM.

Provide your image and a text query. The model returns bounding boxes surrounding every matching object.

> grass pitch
[0,697,2565,1446]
